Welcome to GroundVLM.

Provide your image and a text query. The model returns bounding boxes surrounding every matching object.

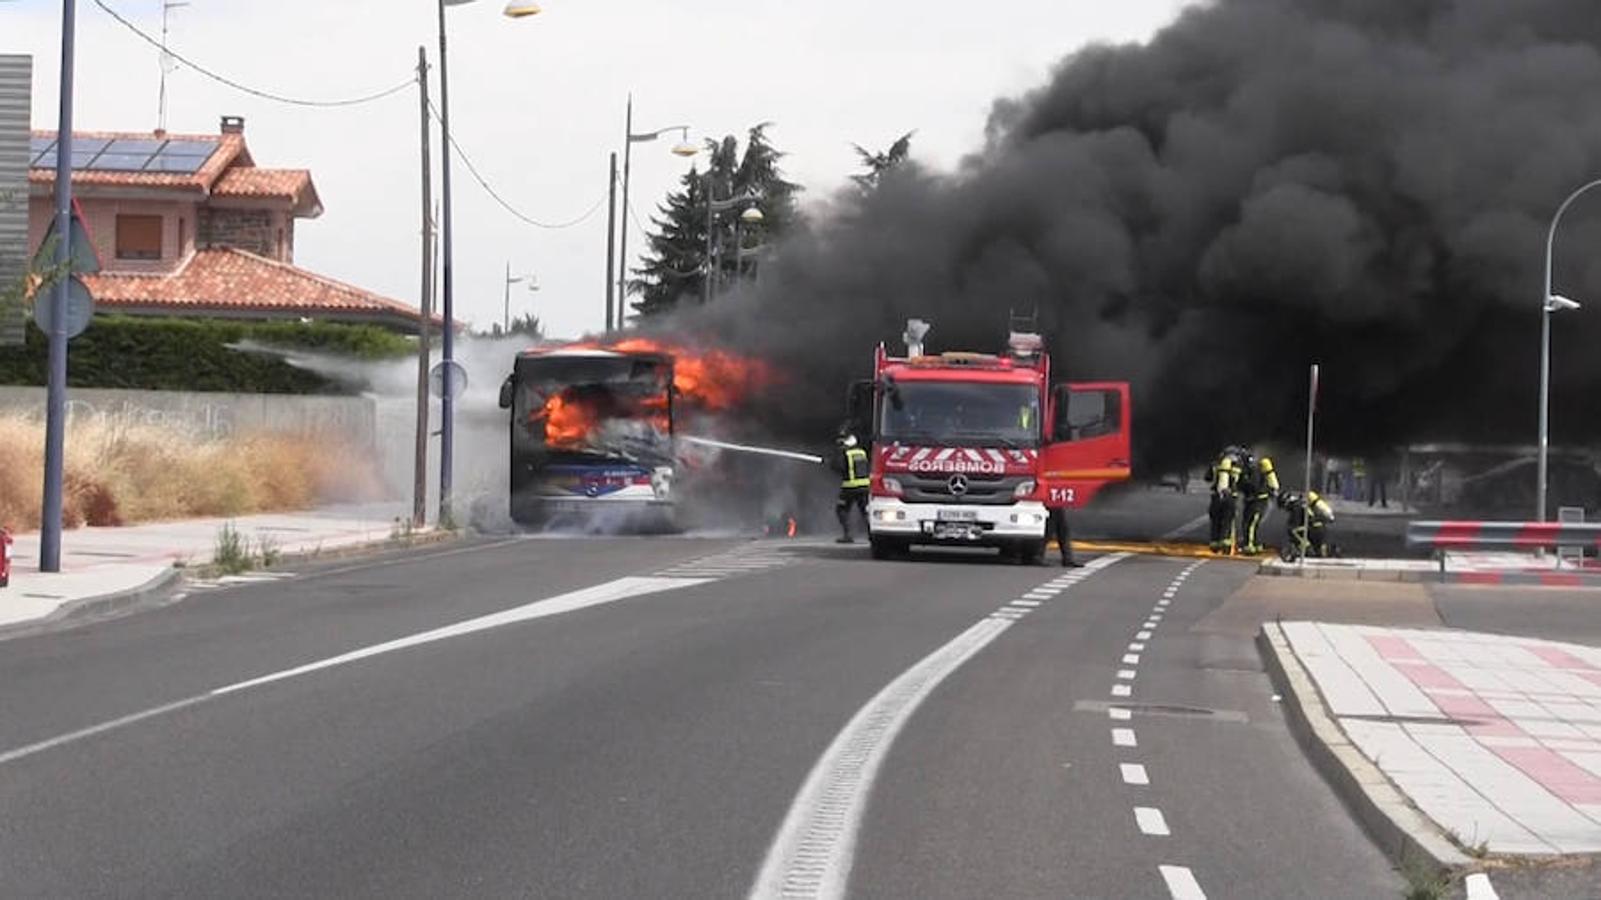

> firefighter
[1237,451,1281,555]
[1045,504,1083,568]
[1204,446,1244,553]
[1279,490,1335,559]
[834,430,871,543]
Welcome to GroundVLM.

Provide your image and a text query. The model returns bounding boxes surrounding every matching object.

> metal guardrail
[1406,520,1601,579]
[1405,520,1601,550]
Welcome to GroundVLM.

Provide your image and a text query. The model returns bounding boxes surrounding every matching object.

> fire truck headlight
[1013,479,1037,499]
[882,477,904,496]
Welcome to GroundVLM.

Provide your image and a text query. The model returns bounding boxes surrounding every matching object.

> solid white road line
[1135,807,1170,836]
[1109,707,1132,721]
[1464,873,1499,900]
[1113,728,1137,747]
[1112,684,1133,698]
[0,575,713,767]
[1121,763,1150,785]
[751,555,1129,899]
[1159,865,1207,900]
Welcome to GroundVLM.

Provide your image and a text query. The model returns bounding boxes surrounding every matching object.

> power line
[428,101,607,230]
[93,0,414,108]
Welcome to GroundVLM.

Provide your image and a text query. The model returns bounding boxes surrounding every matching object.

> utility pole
[39,0,78,573]
[412,46,433,530]
[605,151,618,331]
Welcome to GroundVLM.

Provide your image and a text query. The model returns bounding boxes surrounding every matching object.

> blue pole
[40,0,77,573]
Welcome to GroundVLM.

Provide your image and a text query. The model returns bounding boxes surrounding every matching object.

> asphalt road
[0,491,1408,898]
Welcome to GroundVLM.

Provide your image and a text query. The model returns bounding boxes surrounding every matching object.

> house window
[116,215,164,260]
[178,217,187,254]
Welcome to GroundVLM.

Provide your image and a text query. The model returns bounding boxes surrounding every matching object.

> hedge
[0,316,414,394]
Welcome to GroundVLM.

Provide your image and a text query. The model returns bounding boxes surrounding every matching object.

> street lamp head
[671,140,700,158]
[740,206,765,224]
[1547,294,1582,313]
[503,1,542,16]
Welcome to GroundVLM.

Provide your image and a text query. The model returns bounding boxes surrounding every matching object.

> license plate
[934,522,980,540]
[937,509,978,522]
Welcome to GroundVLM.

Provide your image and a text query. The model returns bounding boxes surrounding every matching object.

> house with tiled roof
[26,116,426,333]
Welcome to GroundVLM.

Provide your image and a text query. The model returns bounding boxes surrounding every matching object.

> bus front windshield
[880,382,1041,448]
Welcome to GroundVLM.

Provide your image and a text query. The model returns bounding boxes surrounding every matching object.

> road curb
[1256,622,1470,874]
[0,565,183,642]
[1259,559,1601,585]
[184,528,459,581]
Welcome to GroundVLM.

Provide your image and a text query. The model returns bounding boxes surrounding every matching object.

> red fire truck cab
[847,320,1131,562]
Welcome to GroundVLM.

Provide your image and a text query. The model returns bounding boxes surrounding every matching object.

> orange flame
[574,337,774,412]
[787,517,798,538]
[536,391,603,447]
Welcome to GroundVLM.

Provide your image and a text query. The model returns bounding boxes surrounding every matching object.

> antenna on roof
[157,1,192,134]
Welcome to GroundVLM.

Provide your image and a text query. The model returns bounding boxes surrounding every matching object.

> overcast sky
[6,0,1192,340]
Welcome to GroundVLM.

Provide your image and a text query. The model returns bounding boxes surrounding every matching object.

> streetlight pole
[435,0,459,525]
[617,98,694,326]
[413,45,434,531]
[39,0,78,573]
[1537,177,1601,522]
[605,151,617,331]
[435,0,539,524]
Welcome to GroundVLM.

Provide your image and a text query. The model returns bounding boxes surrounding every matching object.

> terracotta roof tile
[81,248,429,327]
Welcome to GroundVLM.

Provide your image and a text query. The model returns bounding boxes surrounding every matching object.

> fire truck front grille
[902,474,1028,505]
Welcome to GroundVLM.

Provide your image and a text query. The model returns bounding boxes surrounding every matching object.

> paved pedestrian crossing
[655,542,798,580]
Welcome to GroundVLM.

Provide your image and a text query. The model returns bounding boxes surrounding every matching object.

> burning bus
[497,338,774,531]
[498,346,677,529]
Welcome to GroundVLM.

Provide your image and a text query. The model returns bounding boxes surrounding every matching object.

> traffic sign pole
[40,0,77,573]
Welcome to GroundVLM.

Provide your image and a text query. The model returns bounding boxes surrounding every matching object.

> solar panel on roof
[160,139,218,156]
[144,154,209,174]
[28,137,56,166]
[69,138,112,157]
[88,152,157,171]
[32,151,57,169]
[105,138,166,155]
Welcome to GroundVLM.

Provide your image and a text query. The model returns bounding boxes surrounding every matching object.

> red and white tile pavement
[1283,622,1601,854]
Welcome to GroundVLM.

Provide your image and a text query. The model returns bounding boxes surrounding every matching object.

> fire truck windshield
[880,382,1041,447]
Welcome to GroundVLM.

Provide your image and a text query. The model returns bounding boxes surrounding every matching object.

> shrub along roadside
[0,316,413,394]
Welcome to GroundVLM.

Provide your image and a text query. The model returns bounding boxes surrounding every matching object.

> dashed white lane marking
[1136,630,1153,641]
[1109,707,1132,721]
[1111,684,1133,697]
[0,575,712,767]
[1129,642,1145,652]
[752,555,1130,899]
[1159,865,1207,900]
[1135,807,1170,836]
[1117,669,1137,680]
[1011,599,1042,608]
[1121,763,1150,785]
[1122,653,1141,665]
[1464,873,1499,900]
[1113,728,1137,747]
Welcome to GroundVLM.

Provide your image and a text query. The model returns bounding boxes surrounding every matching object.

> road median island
[1261,619,1601,888]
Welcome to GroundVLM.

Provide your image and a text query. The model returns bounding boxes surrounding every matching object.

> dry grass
[0,413,386,531]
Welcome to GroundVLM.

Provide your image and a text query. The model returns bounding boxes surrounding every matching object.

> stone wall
[198,207,290,260]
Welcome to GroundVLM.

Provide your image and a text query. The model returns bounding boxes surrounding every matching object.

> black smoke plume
[671,0,1601,475]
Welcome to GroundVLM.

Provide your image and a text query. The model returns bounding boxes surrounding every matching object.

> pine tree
[630,125,802,318]
[850,131,915,192]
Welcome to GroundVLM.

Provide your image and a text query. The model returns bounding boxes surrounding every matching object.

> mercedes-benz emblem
[947,474,969,496]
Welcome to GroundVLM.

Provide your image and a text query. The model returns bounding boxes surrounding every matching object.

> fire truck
[847,319,1131,561]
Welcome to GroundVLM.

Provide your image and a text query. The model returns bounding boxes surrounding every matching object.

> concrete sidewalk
[2,503,413,629]
[1274,621,1601,857]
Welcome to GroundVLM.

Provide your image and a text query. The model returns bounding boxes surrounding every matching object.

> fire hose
[677,435,824,465]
